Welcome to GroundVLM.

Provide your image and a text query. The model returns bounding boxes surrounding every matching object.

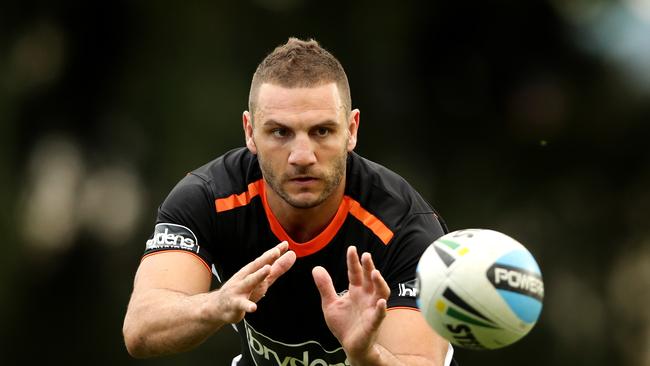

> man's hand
[207,241,297,324]
[312,246,390,363]
[123,241,296,358]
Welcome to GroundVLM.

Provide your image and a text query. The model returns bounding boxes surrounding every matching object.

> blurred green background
[1,0,649,365]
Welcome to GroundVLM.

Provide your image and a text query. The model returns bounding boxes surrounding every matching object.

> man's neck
[265,180,345,243]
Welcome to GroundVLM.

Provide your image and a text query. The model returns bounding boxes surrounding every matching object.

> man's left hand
[312,246,390,364]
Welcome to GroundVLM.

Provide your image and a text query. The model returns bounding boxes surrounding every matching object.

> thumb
[312,266,338,306]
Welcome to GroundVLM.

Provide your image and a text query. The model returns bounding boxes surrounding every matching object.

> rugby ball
[416,229,544,350]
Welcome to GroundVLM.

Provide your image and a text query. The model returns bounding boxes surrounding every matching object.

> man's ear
[347,109,360,152]
[243,111,257,154]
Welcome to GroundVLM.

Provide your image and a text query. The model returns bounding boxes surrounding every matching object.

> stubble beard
[259,149,347,209]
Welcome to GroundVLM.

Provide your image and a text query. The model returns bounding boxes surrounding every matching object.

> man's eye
[314,127,330,137]
[272,128,288,138]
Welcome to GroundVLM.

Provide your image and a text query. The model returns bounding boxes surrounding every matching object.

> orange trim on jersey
[213,178,394,257]
[259,182,351,258]
[347,197,394,245]
[215,180,263,212]
[141,250,211,274]
[387,306,420,312]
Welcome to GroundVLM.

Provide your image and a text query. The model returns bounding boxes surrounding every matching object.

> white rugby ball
[416,229,544,350]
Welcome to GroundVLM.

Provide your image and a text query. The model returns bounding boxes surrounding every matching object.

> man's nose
[288,134,317,167]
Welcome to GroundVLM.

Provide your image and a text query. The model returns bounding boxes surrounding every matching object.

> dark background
[2,0,649,365]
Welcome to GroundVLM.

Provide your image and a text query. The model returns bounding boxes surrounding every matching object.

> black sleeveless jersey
[143,147,448,366]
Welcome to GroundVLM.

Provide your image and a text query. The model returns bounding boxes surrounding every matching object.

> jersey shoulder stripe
[215,180,262,212]
[345,152,438,233]
[346,197,393,245]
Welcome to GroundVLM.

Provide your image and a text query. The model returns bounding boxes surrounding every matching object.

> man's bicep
[377,309,449,366]
[136,173,218,296]
[133,251,213,296]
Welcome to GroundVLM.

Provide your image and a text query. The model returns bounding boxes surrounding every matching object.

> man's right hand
[123,241,295,358]
[206,241,296,324]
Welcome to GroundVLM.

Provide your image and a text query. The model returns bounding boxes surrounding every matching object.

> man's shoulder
[347,153,430,208]
[189,147,262,197]
[346,152,437,229]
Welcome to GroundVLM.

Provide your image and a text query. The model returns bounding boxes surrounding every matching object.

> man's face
[244,82,358,209]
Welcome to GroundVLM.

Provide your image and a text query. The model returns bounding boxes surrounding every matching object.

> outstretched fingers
[360,252,376,293]
[369,298,388,332]
[362,254,389,329]
[371,266,390,300]
[250,249,296,302]
[213,242,294,324]
[269,249,297,282]
[312,266,338,306]
[239,264,271,295]
[215,263,270,322]
[315,249,392,356]
[357,250,390,301]
[235,241,289,281]
[347,246,363,287]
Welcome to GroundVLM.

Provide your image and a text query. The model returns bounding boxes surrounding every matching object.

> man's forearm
[123,289,226,358]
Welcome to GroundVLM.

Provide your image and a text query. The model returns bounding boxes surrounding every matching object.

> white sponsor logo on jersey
[146,223,199,252]
[244,320,349,366]
[397,280,418,297]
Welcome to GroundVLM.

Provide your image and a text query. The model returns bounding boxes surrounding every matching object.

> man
[123,38,455,366]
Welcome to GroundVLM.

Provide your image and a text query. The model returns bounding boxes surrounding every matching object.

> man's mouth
[289,176,318,184]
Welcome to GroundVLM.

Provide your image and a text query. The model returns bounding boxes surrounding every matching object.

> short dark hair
[248,37,351,116]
